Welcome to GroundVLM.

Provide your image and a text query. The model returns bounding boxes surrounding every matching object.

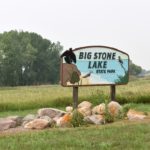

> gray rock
[0,118,17,131]
[23,114,36,122]
[7,116,23,126]
[84,115,105,125]
[38,108,66,118]
[22,114,37,126]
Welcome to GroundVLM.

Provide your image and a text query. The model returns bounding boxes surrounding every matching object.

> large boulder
[78,101,92,109]
[127,109,147,120]
[92,103,106,115]
[78,107,92,117]
[0,118,17,131]
[23,119,50,129]
[38,108,66,118]
[84,115,105,125]
[107,101,122,117]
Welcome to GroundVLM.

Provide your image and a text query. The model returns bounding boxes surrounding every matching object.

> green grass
[127,103,150,112]
[0,77,150,150]
[0,122,149,150]
[0,103,149,118]
[0,77,150,111]
[0,109,38,118]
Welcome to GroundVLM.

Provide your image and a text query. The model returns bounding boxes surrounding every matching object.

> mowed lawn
[0,121,150,150]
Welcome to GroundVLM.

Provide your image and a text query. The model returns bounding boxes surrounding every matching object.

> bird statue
[60,48,76,64]
[118,56,126,73]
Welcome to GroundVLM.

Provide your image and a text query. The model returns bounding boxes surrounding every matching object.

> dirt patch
[0,126,31,136]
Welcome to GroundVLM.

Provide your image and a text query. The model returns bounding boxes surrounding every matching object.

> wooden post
[110,85,116,101]
[73,86,78,109]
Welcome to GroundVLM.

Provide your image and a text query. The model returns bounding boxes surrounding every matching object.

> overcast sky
[0,0,150,70]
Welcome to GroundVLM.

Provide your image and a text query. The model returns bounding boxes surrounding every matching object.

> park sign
[60,46,129,87]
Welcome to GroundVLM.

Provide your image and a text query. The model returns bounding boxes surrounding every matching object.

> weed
[70,109,85,127]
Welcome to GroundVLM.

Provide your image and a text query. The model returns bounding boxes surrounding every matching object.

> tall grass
[0,77,150,111]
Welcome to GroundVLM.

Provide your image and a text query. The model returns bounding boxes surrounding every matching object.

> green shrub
[104,99,114,123]
[104,111,114,123]
[70,109,84,127]
[122,104,131,117]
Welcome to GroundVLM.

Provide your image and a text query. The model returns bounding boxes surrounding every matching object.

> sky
[0,0,150,70]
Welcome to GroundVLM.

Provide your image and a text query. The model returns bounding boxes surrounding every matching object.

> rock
[127,109,147,120]
[77,101,92,117]
[78,101,92,109]
[22,114,37,125]
[53,115,61,123]
[78,107,92,117]
[0,118,17,131]
[56,114,72,127]
[24,119,50,129]
[92,103,105,115]
[7,116,23,126]
[107,101,122,117]
[23,114,36,122]
[22,114,37,126]
[39,116,52,122]
[39,116,55,127]
[84,115,105,125]
[66,106,73,113]
[38,108,66,118]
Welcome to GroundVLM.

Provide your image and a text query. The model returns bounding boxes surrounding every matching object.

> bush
[122,104,131,117]
[70,109,84,127]
[104,99,114,123]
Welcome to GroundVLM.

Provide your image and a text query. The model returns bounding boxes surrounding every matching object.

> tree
[0,30,63,86]
[129,60,142,76]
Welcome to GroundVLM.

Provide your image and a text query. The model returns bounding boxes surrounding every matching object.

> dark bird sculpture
[118,56,123,65]
[118,56,126,73]
[61,48,76,64]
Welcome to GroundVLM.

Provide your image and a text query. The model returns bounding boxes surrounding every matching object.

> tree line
[0,30,142,86]
[0,30,63,86]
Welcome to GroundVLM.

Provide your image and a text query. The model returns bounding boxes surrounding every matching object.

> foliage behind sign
[60,46,129,86]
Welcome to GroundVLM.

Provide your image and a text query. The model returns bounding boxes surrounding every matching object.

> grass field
[0,76,150,150]
[0,121,150,150]
[0,76,150,112]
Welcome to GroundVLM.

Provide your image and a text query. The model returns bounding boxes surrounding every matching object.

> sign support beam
[110,85,116,101]
[73,86,78,109]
